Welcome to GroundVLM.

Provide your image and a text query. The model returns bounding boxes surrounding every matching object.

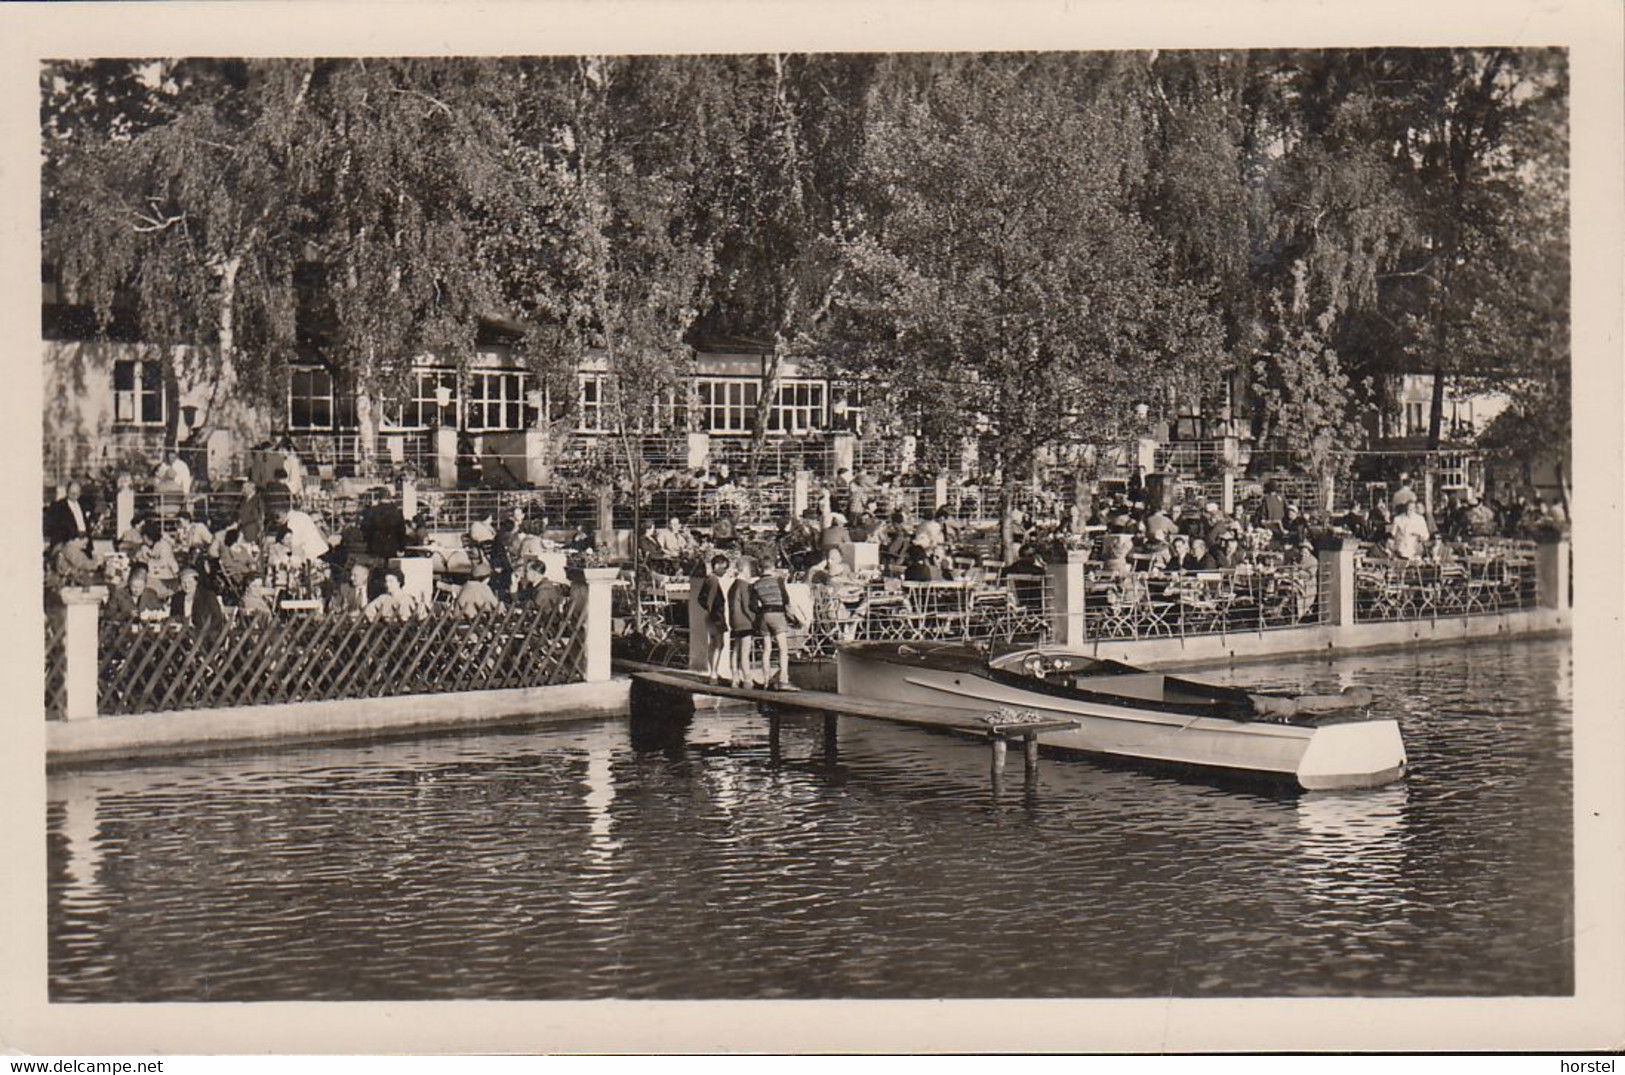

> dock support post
[1023,733,1039,782]
[768,711,782,767]
[990,737,1007,774]
[822,713,838,761]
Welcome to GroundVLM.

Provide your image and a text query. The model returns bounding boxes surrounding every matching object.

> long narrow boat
[835,642,1405,790]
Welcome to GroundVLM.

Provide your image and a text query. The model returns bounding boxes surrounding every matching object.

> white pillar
[401,478,418,522]
[115,486,136,541]
[686,432,710,473]
[791,470,811,518]
[59,587,106,722]
[1221,470,1236,516]
[901,435,918,474]
[832,432,856,475]
[1319,537,1359,629]
[570,567,620,683]
[933,474,950,511]
[1537,538,1570,610]
[1044,550,1088,651]
[434,427,458,487]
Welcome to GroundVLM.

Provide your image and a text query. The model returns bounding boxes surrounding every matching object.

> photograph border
[2,0,1620,1055]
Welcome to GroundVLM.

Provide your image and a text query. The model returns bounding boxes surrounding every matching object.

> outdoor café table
[278,598,325,615]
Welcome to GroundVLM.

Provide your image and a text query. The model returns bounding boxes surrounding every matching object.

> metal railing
[1353,539,1538,623]
[1083,558,1331,642]
[798,575,1053,659]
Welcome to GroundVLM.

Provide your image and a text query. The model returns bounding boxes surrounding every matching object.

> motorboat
[835,642,1405,790]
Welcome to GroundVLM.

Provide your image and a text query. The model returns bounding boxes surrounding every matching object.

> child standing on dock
[751,564,801,692]
[696,554,733,685]
[728,558,760,689]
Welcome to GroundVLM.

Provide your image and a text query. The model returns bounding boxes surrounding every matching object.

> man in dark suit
[170,568,227,633]
[43,480,91,547]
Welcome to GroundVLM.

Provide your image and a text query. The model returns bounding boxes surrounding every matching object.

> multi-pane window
[465,370,528,432]
[113,359,165,427]
[381,369,459,430]
[768,379,826,433]
[696,378,760,434]
[578,373,607,432]
[288,367,337,430]
[648,387,688,434]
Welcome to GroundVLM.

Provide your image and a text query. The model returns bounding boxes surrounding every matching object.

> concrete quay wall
[47,678,631,769]
[1069,606,1570,671]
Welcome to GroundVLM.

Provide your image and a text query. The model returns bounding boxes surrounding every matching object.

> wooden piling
[1024,732,1040,782]
[822,712,838,760]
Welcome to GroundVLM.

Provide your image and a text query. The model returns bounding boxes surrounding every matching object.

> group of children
[690,555,807,691]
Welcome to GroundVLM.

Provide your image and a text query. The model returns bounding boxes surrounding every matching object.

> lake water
[47,636,1573,1000]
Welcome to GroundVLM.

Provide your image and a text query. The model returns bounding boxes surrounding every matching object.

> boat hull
[836,647,1405,791]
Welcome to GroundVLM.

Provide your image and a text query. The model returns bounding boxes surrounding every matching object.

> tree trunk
[1426,365,1446,451]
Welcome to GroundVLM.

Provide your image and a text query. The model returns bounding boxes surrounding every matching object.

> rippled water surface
[48,637,1572,1000]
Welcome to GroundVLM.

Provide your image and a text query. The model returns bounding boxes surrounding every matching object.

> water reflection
[48,637,1571,1001]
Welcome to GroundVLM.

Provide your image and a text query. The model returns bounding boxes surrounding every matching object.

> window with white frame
[768,379,826,433]
[648,386,687,433]
[466,369,528,431]
[578,373,608,432]
[113,359,166,427]
[381,368,459,430]
[697,378,760,434]
[288,366,337,430]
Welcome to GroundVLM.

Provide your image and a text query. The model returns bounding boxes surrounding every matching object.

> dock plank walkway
[628,667,1077,741]
[627,664,1078,786]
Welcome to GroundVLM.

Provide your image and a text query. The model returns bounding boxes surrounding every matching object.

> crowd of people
[43,475,579,628]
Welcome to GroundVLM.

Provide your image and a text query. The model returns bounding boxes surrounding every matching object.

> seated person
[514,559,570,617]
[330,562,374,614]
[105,564,167,621]
[1101,534,1134,579]
[140,521,182,595]
[50,537,99,589]
[819,513,851,553]
[364,569,426,622]
[169,567,226,632]
[710,509,739,550]
[215,526,260,584]
[655,517,694,559]
[239,574,277,620]
[453,569,502,617]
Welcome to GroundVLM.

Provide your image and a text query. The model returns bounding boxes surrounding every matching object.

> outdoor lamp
[434,385,453,407]
[1134,402,1150,421]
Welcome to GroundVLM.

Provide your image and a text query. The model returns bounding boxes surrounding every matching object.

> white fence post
[570,567,620,683]
[1537,537,1570,610]
[434,427,458,486]
[791,471,810,518]
[832,432,856,475]
[1044,550,1088,650]
[59,587,106,722]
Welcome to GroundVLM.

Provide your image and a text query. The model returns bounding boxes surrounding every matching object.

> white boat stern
[1294,719,1407,790]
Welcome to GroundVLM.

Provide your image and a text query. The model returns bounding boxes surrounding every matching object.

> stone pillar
[832,432,856,476]
[1221,470,1236,516]
[570,566,620,683]
[401,478,418,522]
[933,474,950,511]
[901,435,918,474]
[1536,538,1570,610]
[59,587,106,722]
[1044,550,1088,651]
[686,432,710,474]
[206,429,236,483]
[1317,536,1359,629]
[434,427,458,487]
[791,470,811,518]
[115,485,136,541]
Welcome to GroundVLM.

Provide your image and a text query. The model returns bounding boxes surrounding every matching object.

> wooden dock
[626,666,1078,784]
